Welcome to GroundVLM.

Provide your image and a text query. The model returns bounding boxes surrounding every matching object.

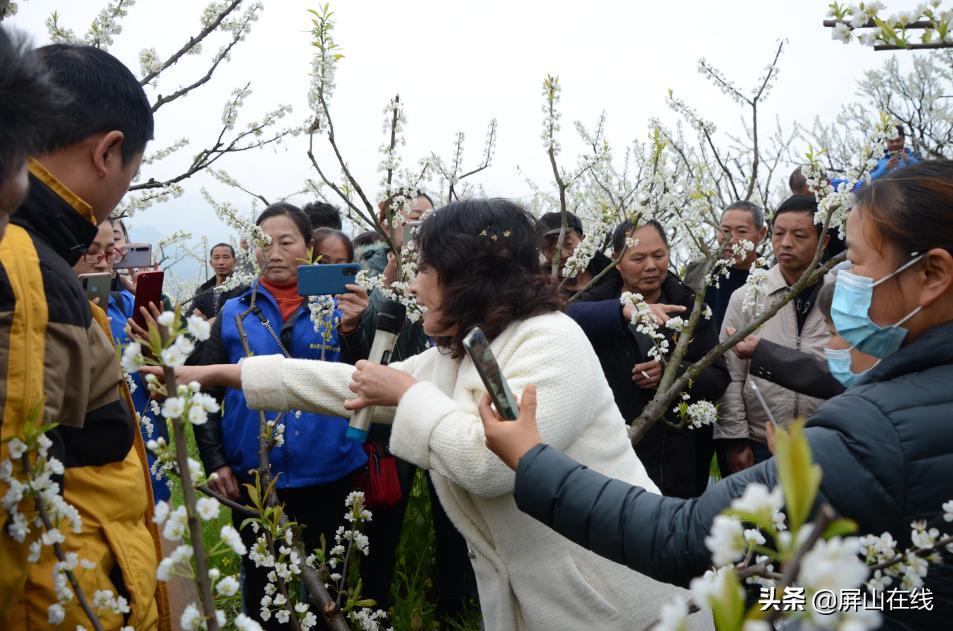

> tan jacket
[715,265,830,443]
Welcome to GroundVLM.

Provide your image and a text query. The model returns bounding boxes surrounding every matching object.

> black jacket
[750,339,845,400]
[187,275,245,319]
[514,319,953,630]
[567,272,730,498]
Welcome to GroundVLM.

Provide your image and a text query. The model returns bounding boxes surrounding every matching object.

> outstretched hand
[344,360,417,411]
[478,384,542,470]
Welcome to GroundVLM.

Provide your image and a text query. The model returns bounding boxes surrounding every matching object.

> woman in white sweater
[164,199,707,630]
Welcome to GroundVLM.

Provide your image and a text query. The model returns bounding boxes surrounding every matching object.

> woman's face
[316,236,351,265]
[257,215,311,286]
[74,220,117,276]
[844,208,923,329]
[616,225,670,301]
[409,262,455,338]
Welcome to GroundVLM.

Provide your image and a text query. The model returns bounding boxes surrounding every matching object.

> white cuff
[241,354,288,411]
[389,381,458,470]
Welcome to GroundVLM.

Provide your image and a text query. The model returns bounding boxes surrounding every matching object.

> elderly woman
[159,198,706,631]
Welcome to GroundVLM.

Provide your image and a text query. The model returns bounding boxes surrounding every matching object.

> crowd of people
[1,23,951,631]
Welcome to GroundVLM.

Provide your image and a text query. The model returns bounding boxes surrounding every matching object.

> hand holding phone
[79,273,111,306]
[463,327,520,420]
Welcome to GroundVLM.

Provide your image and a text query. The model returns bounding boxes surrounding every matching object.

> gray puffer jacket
[515,320,953,630]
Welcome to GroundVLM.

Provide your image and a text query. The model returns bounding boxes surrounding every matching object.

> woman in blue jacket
[480,161,953,630]
[193,203,367,628]
[72,217,171,503]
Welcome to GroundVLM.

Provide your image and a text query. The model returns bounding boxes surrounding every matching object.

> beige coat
[715,265,830,443]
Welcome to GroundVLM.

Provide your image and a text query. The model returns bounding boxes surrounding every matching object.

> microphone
[346,299,407,442]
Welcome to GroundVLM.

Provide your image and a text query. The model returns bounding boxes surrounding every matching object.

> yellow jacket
[0,162,169,629]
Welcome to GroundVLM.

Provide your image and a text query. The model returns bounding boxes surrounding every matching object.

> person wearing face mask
[188,203,369,629]
[478,160,953,631]
[726,278,880,398]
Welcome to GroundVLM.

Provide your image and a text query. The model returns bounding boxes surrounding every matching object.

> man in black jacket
[189,242,241,321]
[567,219,730,498]
[536,210,619,300]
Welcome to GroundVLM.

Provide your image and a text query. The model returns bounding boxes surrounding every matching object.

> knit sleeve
[388,314,609,498]
[240,351,426,422]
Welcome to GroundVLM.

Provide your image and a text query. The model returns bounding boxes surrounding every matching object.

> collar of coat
[857,319,953,387]
[11,160,98,267]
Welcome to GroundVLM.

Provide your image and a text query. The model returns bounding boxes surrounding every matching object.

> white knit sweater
[241,311,709,631]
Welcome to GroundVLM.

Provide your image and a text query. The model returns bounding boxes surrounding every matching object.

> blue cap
[346,426,369,443]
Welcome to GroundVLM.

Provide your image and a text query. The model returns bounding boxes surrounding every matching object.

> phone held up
[79,272,111,306]
[132,270,164,328]
[114,243,151,269]
[297,263,360,296]
[463,327,520,421]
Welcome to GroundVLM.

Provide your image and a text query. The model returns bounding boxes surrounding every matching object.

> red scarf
[259,278,303,323]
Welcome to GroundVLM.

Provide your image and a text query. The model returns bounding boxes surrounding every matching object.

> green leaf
[710,570,745,631]
[823,518,858,539]
[773,418,822,533]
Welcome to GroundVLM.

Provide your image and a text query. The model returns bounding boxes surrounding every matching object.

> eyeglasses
[81,246,126,265]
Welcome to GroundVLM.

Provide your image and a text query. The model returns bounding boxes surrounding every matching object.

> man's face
[0,162,29,243]
[886,134,905,154]
[540,229,583,272]
[210,246,236,277]
[718,209,766,266]
[616,225,669,297]
[771,210,822,278]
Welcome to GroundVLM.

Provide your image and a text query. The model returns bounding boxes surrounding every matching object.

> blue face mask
[824,347,868,388]
[830,254,924,359]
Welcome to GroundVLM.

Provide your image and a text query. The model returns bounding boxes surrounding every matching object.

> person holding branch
[147,198,706,631]
[477,163,953,629]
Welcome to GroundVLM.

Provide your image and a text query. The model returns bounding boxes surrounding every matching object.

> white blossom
[161,396,186,420]
[48,603,65,625]
[180,603,203,631]
[704,515,745,566]
[221,524,247,556]
[652,595,689,631]
[188,315,212,341]
[216,574,240,597]
[798,537,869,594]
[121,341,144,373]
[196,497,221,521]
[160,346,186,368]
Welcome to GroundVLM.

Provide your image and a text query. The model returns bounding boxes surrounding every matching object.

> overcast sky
[11,0,927,285]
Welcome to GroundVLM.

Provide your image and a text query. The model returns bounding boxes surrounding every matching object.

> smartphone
[79,272,111,306]
[748,380,781,428]
[297,263,360,296]
[463,327,520,420]
[132,270,164,328]
[401,221,421,244]
[115,243,151,269]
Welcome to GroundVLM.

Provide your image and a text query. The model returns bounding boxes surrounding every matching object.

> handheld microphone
[346,299,407,442]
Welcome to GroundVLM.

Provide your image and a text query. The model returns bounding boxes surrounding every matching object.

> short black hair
[895,124,906,138]
[210,242,235,257]
[723,200,766,231]
[611,218,669,252]
[35,44,154,164]
[353,230,382,248]
[303,201,342,231]
[416,191,435,209]
[0,27,67,180]
[773,195,822,235]
[256,202,313,245]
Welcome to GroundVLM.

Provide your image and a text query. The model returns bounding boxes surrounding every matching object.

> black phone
[79,272,111,306]
[462,327,520,420]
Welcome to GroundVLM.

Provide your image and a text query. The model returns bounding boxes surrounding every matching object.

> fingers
[662,304,687,314]
[343,396,368,411]
[519,384,537,421]
[726,327,736,336]
[477,392,499,425]
[765,422,777,456]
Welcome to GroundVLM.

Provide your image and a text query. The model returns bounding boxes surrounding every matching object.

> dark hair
[0,27,67,180]
[313,228,354,262]
[895,124,906,139]
[611,218,668,252]
[210,242,235,257]
[773,194,823,236]
[817,281,835,324]
[303,201,342,231]
[35,44,154,164]
[416,198,562,357]
[788,167,809,196]
[255,202,313,245]
[416,191,435,209]
[353,230,382,248]
[853,160,953,264]
[723,200,766,231]
[114,217,129,240]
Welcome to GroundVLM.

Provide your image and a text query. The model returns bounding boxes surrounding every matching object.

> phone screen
[463,327,520,420]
